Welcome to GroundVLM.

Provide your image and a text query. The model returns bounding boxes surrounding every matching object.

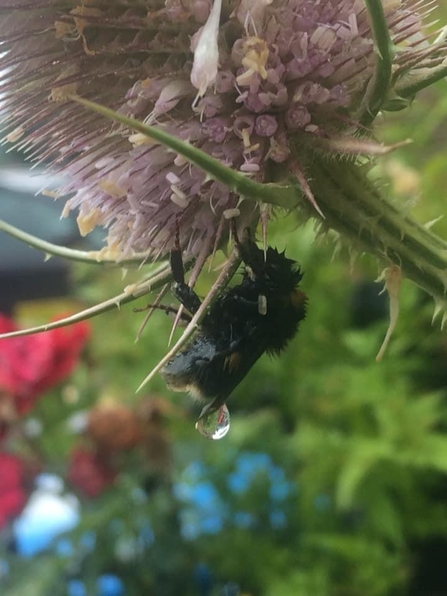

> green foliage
[5,217,447,595]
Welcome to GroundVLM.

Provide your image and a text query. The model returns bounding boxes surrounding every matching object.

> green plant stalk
[0,258,191,339]
[308,157,447,312]
[360,0,394,125]
[395,63,447,100]
[69,96,302,209]
[0,218,152,265]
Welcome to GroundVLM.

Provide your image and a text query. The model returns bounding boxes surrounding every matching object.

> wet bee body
[161,229,307,419]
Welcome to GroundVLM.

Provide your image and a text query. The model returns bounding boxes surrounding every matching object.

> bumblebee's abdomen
[161,333,266,403]
[161,335,216,398]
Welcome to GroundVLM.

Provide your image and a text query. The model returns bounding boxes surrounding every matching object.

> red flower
[0,314,90,416]
[67,446,117,498]
[0,452,26,528]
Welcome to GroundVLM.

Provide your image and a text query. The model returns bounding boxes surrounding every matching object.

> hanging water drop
[195,404,230,440]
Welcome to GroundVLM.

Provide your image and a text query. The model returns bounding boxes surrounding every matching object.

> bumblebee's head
[240,237,303,291]
[264,246,303,288]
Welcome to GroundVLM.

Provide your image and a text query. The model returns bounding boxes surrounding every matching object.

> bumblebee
[161,226,307,420]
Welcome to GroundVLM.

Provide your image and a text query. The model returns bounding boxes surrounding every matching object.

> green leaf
[4,558,63,596]
[336,439,390,508]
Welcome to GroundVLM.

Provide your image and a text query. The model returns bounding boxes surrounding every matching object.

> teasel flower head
[0,0,445,265]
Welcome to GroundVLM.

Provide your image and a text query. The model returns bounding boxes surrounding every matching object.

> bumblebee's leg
[224,294,260,314]
[134,304,193,323]
[229,218,246,258]
[197,395,227,420]
[170,239,186,285]
[170,222,202,314]
[171,278,202,315]
[229,218,263,273]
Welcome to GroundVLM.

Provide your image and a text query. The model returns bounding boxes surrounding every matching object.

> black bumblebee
[161,225,307,419]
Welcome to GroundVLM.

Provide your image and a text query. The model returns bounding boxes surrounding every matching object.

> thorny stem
[0,219,152,265]
[308,157,447,313]
[395,63,447,101]
[69,96,302,210]
[0,258,193,339]
[360,0,394,125]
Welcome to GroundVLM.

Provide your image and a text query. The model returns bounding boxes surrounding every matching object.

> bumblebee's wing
[162,325,268,417]
[161,335,217,394]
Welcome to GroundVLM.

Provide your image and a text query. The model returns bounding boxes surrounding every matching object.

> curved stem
[0,218,152,265]
[308,157,447,309]
[360,0,394,125]
[0,258,193,338]
[70,96,301,210]
[395,63,447,100]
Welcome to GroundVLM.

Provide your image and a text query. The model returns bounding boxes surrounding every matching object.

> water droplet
[195,405,230,440]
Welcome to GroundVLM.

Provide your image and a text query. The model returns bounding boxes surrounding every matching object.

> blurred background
[1,7,447,595]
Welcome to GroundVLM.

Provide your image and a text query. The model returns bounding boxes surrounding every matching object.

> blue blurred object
[0,558,9,582]
[193,563,214,596]
[79,530,97,552]
[175,452,296,539]
[220,582,240,596]
[269,510,287,529]
[175,478,225,540]
[56,537,75,558]
[233,511,254,528]
[314,494,332,511]
[13,474,79,557]
[67,579,87,596]
[138,523,155,548]
[67,575,125,596]
[96,574,125,596]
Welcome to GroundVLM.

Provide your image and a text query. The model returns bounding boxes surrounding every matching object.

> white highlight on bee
[258,294,267,315]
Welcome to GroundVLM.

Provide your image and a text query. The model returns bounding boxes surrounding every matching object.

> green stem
[0,218,151,265]
[0,258,192,339]
[308,157,447,309]
[360,0,394,125]
[70,96,301,210]
[395,64,447,100]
